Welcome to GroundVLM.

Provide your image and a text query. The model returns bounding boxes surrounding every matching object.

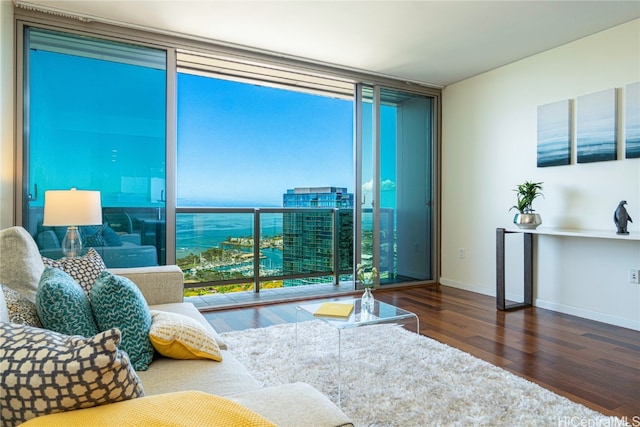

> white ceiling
[16,1,640,87]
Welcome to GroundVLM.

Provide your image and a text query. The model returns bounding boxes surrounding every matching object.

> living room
[2,0,638,329]
[1,1,639,426]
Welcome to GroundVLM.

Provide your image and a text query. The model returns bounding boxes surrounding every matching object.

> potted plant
[510,181,544,229]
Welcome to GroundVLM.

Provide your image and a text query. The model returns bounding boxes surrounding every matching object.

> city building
[282,187,354,286]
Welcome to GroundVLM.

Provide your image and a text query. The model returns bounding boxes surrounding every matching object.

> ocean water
[176,211,371,268]
[175,213,285,273]
[176,213,281,257]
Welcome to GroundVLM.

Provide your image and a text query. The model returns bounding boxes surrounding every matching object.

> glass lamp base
[61,226,83,258]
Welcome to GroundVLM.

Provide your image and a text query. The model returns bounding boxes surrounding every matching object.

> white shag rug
[220,321,624,427]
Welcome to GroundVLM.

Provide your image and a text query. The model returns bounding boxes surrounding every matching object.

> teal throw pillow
[42,247,107,300]
[36,267,99,337]
[91,271,154,371]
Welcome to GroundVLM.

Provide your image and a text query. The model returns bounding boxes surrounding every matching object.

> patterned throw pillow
[91,271,155,371]
[149,310,222,361]
[0,323,144,427]
[83,231,107,247]
[36,267,99,337]
[42,247,107,298]
[2,285,43,327]
[81,223,123,247]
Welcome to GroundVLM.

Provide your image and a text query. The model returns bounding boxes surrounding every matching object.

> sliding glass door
[357,85,435,286]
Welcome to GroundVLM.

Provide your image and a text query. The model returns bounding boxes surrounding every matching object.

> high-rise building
[282,187,354,286]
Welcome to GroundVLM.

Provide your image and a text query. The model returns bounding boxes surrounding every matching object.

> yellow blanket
[21,390,278,427]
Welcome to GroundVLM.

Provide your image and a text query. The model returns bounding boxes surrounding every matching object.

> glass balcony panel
[258,212,284,279]
[177,212,255,289]
[178,208,353,296]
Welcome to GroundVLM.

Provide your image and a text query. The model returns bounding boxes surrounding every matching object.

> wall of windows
[15,11,440,295]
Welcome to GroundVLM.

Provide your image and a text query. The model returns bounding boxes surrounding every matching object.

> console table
[496,227,640,311]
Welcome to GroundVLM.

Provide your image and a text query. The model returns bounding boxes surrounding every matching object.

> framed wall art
[576,88,617,163]
[537,99,571,167]
[625,82,640,159]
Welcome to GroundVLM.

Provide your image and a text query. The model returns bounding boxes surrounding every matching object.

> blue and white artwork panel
[625,82,640,159]
[577,88,617,164]
[537,99,571,167]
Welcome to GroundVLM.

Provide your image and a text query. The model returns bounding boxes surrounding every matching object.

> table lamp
[43,188,102,258]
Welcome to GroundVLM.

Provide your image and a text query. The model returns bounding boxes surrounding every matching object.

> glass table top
[297,297,417,329]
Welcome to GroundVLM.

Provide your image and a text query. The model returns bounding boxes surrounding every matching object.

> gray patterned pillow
[0,323,144,427]
[2,285,43,327]
[42,247,107,299]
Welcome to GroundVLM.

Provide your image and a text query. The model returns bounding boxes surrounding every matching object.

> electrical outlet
[459,248,465,259]
[630,269,640,284]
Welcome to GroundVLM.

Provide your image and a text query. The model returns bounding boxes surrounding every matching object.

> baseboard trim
[439,277,494,295]
[534,299,640,331]
[439,278,640,331]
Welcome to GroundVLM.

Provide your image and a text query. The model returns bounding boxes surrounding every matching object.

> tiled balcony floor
[185,281,358,311]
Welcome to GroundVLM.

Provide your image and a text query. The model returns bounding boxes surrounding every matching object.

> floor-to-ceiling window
[17,17,439,302]
[21,27,167,268]
[175,62,354,296]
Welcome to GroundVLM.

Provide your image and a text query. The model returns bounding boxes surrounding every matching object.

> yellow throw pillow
[148,310,222,361]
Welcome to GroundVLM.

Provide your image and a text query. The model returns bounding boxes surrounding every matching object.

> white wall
[441,19,640,330]
[0,0,14,229]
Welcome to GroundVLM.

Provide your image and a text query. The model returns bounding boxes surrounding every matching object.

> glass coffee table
[295,297,419,406]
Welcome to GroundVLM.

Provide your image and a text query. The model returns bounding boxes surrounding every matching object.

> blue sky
[177,74,354,207]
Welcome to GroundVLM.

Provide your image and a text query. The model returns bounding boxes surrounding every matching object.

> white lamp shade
[43,188,102,226]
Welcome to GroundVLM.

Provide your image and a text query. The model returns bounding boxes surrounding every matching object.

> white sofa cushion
[137,302,259,397]
[135,350,262,397]
[0,285,9,323]
[229,383,354,427]
[0,227,45,303]
[110,266,184,306]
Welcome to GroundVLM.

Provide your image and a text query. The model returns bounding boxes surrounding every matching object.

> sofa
[35,225,159,268]
[0,226,352,427]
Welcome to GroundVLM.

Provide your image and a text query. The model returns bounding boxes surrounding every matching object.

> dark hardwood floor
[203,285,640,420]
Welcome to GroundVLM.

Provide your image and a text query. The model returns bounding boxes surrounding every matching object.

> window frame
[14,7,441,283]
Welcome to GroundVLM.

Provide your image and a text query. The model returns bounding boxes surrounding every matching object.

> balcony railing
[176,207,354,294]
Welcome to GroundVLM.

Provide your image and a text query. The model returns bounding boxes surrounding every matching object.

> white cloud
[381,179,396,192]
[362,179,396,192]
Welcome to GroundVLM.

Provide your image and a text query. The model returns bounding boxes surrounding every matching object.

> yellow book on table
[314,302,354,318]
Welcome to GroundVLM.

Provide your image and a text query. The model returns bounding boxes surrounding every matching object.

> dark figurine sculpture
[614,200,633,235]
